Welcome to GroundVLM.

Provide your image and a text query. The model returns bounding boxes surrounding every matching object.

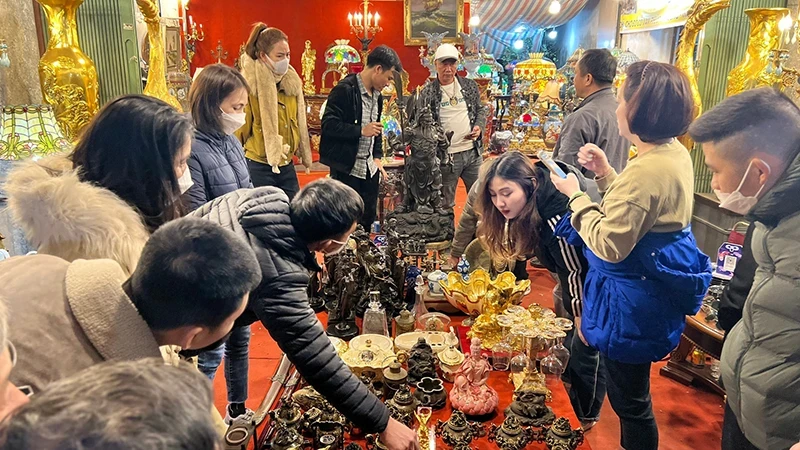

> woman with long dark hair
[550,61,712,450]
[236,23,313,199]
[474,151,604,430]
[6,95,193,274]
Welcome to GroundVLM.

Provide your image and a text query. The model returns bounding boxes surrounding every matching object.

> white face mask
[266,55,290,76]
[715,160,770,215]
[220,109,246,135]
[178,168,194,194]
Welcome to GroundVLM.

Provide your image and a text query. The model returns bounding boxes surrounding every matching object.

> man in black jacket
[192,179,418,450]
[319,45,402,230]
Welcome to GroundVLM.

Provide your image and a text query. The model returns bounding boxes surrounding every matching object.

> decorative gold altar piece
[439,269,530,320]
[341,334,396,380]
[301,40,317,96]
[675,0,731,150]
[137,0,182,111]
[35,0,100,140]
[727,8,790,97]
[469,303,572,351]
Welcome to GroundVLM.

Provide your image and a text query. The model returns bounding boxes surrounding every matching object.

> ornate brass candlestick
[348,0,382,59]
[212,40,229,64]
[185,21,205,66]
[35,0,100,140]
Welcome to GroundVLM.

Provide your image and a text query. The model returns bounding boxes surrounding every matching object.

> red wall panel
[188,0,470,89]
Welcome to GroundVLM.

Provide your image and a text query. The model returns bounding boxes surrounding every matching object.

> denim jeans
[722,402,759,450]
[197,325,251,404]
[603,356,658,450]
[441,147,482,210]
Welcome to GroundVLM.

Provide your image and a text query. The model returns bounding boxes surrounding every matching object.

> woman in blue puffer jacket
[550,61,712,450]
[185,63,255,425]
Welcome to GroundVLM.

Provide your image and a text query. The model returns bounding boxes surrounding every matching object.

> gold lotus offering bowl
[439,269,531,318]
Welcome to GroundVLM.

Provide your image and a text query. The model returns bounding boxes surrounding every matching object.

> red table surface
[347,328,591,450]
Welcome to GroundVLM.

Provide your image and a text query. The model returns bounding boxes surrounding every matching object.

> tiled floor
[211,171,724,449]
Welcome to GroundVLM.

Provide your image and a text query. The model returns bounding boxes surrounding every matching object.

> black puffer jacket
[185,129,253,211]
[190,187,389,432]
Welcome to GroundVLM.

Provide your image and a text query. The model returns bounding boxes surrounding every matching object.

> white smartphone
[537,150,568,179]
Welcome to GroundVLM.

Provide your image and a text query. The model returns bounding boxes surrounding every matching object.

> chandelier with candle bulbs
[348,0,382,58]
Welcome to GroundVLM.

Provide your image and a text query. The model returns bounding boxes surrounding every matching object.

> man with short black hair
[689,87,800,450]
[553,48,629,176]
[193,180,419,450]
[0,218,261,394]
[320,45,403,230]
[0,358,218,450]
[414,43,486,210]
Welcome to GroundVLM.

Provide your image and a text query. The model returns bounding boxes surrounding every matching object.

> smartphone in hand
[537,150,568,179]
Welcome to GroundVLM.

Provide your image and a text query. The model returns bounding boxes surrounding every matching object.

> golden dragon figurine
[136,0,182,111]
[674,0,731,150]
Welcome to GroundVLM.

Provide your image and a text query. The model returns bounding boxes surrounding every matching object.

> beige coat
[1,255,162,393]
[3,155,150,275]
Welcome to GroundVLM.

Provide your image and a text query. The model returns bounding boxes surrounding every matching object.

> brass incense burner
[386,384,418,427]
[539,417,585,450]
[504,390,555,427]
[435,410,486,449]
[488,416,534,450]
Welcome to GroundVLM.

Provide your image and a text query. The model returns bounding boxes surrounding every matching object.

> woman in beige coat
[236,23,313,199]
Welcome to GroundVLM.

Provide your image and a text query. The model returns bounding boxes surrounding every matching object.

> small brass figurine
[270,425,306,450]
[407,337,438,384]
[488,416,534,450]
[504,390,555,427]
[538,417,585,450]
[436,410,486,449]
[301,40,317,96]
[387,384,418,427]
[270,399,303,429]
[415,406,434,450]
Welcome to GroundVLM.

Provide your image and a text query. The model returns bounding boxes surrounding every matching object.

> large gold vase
[726,8,789,97]
[36,0,100,141]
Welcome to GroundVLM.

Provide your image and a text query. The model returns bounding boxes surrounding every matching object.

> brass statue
[537,417,585,450]
[436,410,486,449]
[727,8,789,97]
[504,390,555,427]
[386,384,418,427]
[407,338,438,384]
[35,0,100,140]
[301,40,317,95]
[488,416,535,450]
[674,0,731,149]
[136,0,182,111]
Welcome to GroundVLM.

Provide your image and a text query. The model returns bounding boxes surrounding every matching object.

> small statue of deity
[301,40,317,96]
[450,337,499,417]
[504,390,555,427]
[407,338,438,384]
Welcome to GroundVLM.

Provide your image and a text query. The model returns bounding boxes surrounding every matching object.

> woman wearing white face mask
[185,64,254,211]
[236,23,313,200]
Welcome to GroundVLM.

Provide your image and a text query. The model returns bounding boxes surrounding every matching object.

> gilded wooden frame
[404,0,464,46]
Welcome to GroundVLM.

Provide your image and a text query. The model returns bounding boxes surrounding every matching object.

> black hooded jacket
[191,187,389,433]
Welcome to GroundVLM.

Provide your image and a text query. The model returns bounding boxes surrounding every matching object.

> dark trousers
[330,168,379,231]
[247,159,300,200]
[722,402,760,450]
[603,356,658,450]
[564,330,606,422]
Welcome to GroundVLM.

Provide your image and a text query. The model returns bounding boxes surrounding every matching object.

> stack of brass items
[469,303,573,350]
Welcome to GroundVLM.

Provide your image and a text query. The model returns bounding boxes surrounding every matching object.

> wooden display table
[659,310,725,396]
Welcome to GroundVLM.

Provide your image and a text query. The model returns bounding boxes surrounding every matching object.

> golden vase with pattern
[36,0,100,141]
[726,8,790,97]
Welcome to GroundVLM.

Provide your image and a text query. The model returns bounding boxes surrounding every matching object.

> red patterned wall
[188,0,471,90]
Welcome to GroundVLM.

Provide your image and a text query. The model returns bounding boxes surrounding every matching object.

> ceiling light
[469,15,481,27]
[549,0,562,14]
[548,29,558,39]
[513,39,525,50]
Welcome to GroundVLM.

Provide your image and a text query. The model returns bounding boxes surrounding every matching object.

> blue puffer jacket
[555,213,712,364]
[185,129,253,211]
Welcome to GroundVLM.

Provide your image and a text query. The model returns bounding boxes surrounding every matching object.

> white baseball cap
[433,44,460,62]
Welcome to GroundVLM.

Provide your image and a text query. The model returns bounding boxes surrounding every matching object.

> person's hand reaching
[380,417,420,450]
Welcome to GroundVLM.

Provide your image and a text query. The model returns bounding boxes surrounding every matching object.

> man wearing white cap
[413,43,486,210]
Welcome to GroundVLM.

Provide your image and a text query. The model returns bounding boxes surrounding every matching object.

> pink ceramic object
[450,337,499,416]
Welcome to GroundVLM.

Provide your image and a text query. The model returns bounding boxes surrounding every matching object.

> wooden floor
[211,172,724,449]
